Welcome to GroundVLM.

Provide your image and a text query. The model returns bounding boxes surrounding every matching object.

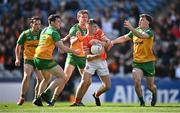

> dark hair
[48,14,60,24]
[77,10,88,17]
[88,18,97,25]
[140,14,153,24]
[29,16,40,24]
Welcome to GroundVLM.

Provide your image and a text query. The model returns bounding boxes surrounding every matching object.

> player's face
[91,25,98,33]
[53,18,61,29]
[138,17,149,28]
[78,14,88,25]
[86,24,97,34]
[32,20,41,31]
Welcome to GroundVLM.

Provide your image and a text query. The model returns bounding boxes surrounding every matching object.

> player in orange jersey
[71,19,111,106]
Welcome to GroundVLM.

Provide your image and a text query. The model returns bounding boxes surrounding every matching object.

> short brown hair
[29,16,40,23]
[77,10,88,17]
[140,14,153,24]
[48,14,60,24]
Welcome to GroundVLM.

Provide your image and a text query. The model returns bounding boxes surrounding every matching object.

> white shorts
[84,59,109,76]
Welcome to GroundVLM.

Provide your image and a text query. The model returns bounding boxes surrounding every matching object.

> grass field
[0,102,180,113]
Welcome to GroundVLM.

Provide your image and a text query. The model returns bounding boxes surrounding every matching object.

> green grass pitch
[0,102,180,113]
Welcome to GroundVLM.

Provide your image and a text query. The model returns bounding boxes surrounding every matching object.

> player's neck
[87,31,95,36]
[78,23,86,30]
[31,28,39,34]
[140,25,149,31]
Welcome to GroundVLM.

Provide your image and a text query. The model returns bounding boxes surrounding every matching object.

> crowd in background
[0,0,179,82]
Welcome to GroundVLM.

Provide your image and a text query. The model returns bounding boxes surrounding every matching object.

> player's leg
[34,70,43,99]
[77,57,86,76]
[146,77,157,106]
[50,56,86,105]
[93,60,111,106]
[144,61,157,106]
[93,75,111,106]
[50,63,75,105]
[37,70,51,96]
[17,64,33,105]
[32,70,51,106]
[132,68,145,106]
[71,71,92,106]
[40,65,66,105]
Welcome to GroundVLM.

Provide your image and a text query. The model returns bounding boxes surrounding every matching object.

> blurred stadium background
[0,0,180,104]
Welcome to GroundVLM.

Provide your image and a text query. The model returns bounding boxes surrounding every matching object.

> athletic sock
[95,91,101,97]
[74,98,81,103]
[138,96,144,103]
[21,94,25,98]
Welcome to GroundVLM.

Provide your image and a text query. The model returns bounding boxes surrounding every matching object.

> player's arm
[15,44,22,67]
[61,34,70,42]
[86,54,101,62]
[55,41,80,55]
[107,35,131,51]
[70,31,85,44]
[112,35,131,45]
[15,31,26,67]
[124,20,150,38]
[101,35,111,48]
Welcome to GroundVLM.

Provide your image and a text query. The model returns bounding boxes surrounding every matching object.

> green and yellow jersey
[128,27,156,63]
[69,24,87,57]
[17,29,41,60]
[35,26,60,60]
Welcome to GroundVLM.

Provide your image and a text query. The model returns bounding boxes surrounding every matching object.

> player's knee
[23,75,30,82]
[134,79,141,85]
[57,75,66,83]
[65,76,70,83]
[43,76,50,83]
[147,83,154,90]
[36,77,42,83]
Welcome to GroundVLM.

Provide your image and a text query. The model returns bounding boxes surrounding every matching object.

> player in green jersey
[15,16,43,105]
[109,14,157,106]
[32,14,80,106]
[48,10,89,106]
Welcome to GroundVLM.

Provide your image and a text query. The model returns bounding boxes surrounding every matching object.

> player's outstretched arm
[61,34,70,42]
[107,35,131,51]
[55,41,80,55]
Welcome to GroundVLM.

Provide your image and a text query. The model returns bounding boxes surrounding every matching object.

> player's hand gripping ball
[91,44,103,55]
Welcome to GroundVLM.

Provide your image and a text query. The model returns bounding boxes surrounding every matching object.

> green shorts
[65,54,86,69]
[24,59,35,67]
[34,57,58,70]
[132,61,155,77]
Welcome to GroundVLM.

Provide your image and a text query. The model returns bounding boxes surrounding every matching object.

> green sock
[138,96,144,103]
[45,89,51,95]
